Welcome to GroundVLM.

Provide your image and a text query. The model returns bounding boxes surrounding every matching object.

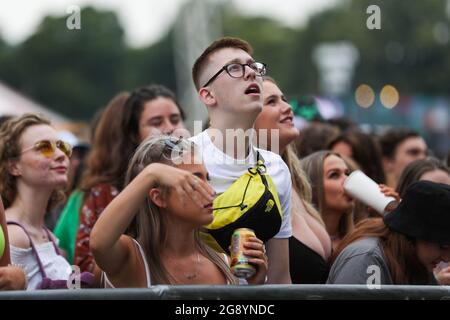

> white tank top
[10,242,72,290]
[102,240,238,287]
[103,238,151,288]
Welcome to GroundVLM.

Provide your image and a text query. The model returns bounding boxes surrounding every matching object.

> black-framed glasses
[202,62,267,87]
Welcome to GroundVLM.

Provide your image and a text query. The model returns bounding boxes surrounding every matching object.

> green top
[54,190,84,264]
[0,225,5,260]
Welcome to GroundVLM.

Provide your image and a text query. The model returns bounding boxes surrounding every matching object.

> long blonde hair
[301,151,354,238]
[261,76,325,226]
[282,144,325,226]
[125,136,238,285]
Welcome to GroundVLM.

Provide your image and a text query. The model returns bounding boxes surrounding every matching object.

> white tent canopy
[0,81,69,125]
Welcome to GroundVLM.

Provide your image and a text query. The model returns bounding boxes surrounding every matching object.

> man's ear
[148,188,167,208]
[198,87,217,108]
[8,160,21,177]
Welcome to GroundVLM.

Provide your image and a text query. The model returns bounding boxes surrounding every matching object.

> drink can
[230,228,257,278]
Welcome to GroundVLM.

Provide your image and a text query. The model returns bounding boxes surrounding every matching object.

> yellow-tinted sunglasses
[21,140,72,158]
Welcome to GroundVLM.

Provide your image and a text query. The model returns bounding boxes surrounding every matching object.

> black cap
[384,181,450,245]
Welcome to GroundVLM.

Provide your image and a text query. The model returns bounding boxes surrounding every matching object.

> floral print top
[74,183,119,272]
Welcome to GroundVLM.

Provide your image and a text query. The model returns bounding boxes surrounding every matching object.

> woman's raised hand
[148,163,215,209]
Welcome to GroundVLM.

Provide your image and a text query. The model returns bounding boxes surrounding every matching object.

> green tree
[6,7,127,119]
[0,6,178,120]
[121,30,177,94]
[285,0,450,95]
[1,1,449,121]
[221,5,296,86]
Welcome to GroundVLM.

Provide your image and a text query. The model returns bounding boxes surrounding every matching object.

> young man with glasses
[190,37,292,284]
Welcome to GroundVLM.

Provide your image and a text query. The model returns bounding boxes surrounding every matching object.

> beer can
[230,228,257,279]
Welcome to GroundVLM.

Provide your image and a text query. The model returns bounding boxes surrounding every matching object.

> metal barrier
[0,285,449,300]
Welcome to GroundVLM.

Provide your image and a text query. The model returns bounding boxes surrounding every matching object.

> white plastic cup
[434,262,449,279]
[435,262,449,272]
[343,170,398,215]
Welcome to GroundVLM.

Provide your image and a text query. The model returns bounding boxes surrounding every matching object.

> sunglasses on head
[21,140,73,158]
[157,136,196,162]
[158,137,184,161]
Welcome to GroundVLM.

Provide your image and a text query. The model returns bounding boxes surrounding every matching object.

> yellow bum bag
[200,153,283,254]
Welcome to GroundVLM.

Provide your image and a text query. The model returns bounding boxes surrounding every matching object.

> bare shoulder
[105,235,147,288]
[7,225,31,249]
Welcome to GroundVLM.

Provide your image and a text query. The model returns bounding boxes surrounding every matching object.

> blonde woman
[301,151,355,251]
[254,77,331,284]
[90,136,267,286]
[75,85,187,275]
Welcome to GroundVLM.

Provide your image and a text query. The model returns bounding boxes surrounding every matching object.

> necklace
[185,253,200,280]
[167,252,201,282]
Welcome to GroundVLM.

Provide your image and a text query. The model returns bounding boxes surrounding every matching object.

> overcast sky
[0,0,338,47]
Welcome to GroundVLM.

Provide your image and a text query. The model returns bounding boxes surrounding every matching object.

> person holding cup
[343,170,400,216]
[328,181,450,285]
[301,151,398,251]
[300,151,356,251]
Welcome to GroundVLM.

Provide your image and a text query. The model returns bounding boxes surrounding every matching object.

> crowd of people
[0,37,449,291]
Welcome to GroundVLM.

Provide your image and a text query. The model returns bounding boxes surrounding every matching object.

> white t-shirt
[190,130,292,239]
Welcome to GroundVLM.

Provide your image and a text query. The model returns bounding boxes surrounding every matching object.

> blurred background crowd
[0,0,449,159]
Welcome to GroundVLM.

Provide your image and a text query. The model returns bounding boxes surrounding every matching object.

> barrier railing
[0,285,449,300]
